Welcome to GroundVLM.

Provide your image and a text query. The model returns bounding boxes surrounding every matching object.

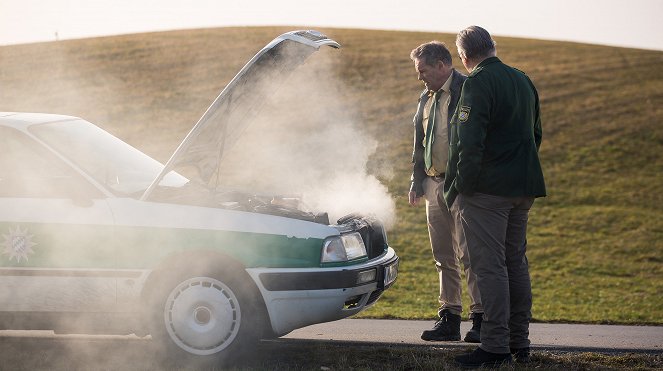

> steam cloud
[214,50,396,228]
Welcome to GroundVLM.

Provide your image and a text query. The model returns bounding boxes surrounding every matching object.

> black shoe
[420,309,461,341]
[511,347,531,363]
[455,347,512,369]
[463,313,483,343]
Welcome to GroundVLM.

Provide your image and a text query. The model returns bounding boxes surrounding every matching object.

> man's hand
[408,191,421,206]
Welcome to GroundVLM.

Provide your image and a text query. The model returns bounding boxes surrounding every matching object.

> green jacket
[443,57,546,207]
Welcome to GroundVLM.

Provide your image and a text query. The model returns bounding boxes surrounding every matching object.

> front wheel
[148,267,263,365]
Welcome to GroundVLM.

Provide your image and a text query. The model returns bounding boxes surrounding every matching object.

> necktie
[424,90,441,172]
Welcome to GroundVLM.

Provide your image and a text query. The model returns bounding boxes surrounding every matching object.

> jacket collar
[450,68,465,94]
[476,56,501,69]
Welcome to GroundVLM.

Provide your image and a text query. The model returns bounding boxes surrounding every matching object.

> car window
[0,127,102,199]
[28,119,188,196]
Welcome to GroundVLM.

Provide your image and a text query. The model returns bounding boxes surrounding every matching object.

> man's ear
[459,55,471,73]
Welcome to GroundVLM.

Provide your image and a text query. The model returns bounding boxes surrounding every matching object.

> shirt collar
[429,72,454,97]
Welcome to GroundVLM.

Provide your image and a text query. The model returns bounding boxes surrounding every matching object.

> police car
[0,30,398,363]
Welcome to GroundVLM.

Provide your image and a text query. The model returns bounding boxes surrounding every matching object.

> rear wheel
[148,266,263,365]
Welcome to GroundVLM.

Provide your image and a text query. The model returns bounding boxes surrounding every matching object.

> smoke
[213,49,396,228]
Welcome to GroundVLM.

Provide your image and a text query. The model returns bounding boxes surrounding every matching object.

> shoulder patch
[458,106,471,122]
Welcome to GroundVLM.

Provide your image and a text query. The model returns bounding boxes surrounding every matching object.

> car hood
[141,30,340,201]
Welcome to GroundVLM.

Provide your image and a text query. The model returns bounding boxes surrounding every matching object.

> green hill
[1,26,661,324]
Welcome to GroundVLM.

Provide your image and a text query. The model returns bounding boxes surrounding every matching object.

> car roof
[0,112,81,131]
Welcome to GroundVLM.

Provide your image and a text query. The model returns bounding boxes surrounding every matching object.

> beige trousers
[423,177,482,317]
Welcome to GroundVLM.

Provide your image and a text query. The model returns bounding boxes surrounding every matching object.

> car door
[0,127,118,313]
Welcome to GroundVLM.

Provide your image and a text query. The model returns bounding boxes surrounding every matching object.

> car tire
[147,264,263,366]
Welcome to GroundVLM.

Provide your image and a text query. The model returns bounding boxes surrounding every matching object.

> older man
[444,26,546,368]
[408,41,483,343]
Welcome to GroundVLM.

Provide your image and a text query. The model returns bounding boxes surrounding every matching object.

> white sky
[1,0,662,50]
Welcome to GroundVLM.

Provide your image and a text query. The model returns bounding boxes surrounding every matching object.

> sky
[1,0,662,51]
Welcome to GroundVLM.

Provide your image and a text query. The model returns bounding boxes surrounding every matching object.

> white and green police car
[0,31,398,363]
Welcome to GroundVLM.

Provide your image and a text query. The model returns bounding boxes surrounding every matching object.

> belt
[430,173,445,181]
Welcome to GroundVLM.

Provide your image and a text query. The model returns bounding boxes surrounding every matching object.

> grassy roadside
[1,337,661,371]
[240,341,663,371]
[1,27,662,324]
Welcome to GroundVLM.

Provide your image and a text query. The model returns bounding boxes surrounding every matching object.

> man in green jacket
[444,26,546,368]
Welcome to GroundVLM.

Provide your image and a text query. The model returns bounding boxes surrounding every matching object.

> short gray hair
[410,41,452,67]
[456,26,496,60]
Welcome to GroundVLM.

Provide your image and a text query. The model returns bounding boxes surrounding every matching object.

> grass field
[1,26,662,325]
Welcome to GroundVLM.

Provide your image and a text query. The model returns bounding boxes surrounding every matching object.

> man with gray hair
[444,26,546,368]
[408,41,483,343]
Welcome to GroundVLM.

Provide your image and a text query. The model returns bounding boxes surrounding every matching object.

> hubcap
[194,306,212,325]
[163,277,241,355]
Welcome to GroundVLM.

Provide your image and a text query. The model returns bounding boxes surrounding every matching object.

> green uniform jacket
[443,57,546,207]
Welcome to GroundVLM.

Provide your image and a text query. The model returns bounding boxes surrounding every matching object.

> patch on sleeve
[458,106,471,122]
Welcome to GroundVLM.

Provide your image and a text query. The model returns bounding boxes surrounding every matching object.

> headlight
[321,232,367,263]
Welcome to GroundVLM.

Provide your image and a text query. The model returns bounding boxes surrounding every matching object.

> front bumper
[246,247,398,336]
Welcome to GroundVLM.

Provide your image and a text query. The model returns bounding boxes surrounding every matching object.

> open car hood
[141,30,340,201]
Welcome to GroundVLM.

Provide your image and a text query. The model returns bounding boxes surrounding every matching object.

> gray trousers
[456,192,534,353]
[423,177,482,317]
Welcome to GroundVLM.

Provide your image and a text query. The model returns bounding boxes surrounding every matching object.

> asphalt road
[282,319,663,354]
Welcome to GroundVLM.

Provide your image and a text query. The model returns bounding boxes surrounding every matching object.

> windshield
[29,119,188,196]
